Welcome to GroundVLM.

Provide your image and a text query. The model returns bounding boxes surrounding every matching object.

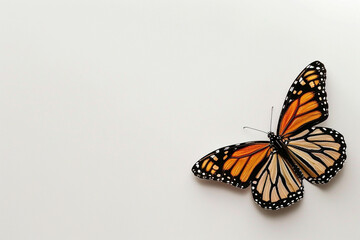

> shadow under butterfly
[191,61,347,210]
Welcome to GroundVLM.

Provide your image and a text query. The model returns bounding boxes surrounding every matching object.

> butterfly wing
[251,152,304,210]
[277,61,347,184]
[286,127,346,184]
[192,142,271,188]
[277,61,328,137]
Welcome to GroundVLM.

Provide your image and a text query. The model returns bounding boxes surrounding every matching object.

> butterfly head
[267,132,278,143]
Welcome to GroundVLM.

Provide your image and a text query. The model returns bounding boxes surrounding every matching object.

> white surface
[0,1,359,239]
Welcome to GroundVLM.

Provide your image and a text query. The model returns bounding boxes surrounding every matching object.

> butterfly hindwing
[286,127,347,184]
[192,142,271,189]
[251,152,304,210]
[277,61,328,137]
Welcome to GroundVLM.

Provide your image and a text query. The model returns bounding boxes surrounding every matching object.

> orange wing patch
[192,142,271,189]
[279,92,321,136]
[303,68,321,88]
[303,70,315,77]
[240,148,269,182]
[224,143,270,181]
[232,144,268,157]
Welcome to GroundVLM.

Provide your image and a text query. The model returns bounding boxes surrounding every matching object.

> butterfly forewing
[286,127,346,184]
[192,142,271,189]
[277,61,328,137]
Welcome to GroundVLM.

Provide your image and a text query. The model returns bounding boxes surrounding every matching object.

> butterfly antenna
[243,126,268,134]
[270,106,274,132]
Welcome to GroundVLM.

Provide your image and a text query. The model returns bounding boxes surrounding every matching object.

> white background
[1,1,360,239]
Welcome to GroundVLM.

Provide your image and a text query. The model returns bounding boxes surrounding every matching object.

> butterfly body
[192,61,347,210]
[268,132,287,155]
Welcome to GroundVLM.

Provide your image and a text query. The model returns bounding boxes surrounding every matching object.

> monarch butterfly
[191,61,347,210]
